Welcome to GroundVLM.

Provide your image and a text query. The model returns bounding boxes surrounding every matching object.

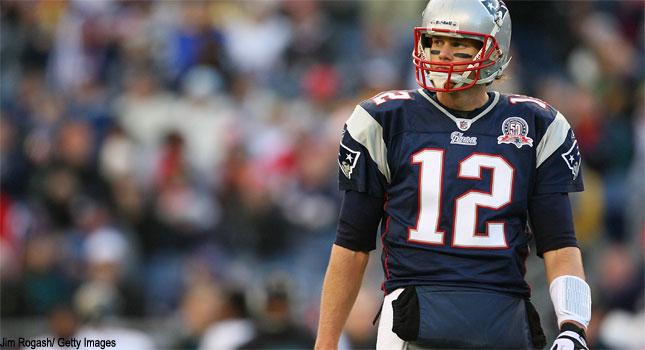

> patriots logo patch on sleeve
[561,139,581,180]
[339,141,360,179]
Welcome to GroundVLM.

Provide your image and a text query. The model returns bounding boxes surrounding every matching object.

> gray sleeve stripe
[536,112,571,168]
[346,105,391,183]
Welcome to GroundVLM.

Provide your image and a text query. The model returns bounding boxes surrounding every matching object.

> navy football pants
[377,286,536,349]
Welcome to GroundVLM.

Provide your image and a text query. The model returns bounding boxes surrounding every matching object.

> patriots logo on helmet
[339,141,360,179]
[561,139,582,180]
[480,0,508,24]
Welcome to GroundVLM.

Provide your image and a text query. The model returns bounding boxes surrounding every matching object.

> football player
[315,0,591,349]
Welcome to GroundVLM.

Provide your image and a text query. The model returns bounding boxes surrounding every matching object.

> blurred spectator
[19,233,75,316]
[72,204,143,319]
[26,304,82,350]
[49,304,81,340]
[0,116,30,196]
[75,324,155,350]
[138,130,219,316]
[199,285,255,350]
[222,1,290,77]
[216,145,292,259]
[174,64,235,182]
[173,281,222,350]
[48,0,117,93]
[240,276,315,349]
[597,309,645,349]
[165,2,231,86]
[594,244,643,313]
[115,67,175,157]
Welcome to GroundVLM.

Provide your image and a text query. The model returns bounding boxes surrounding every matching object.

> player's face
[428,36,482,69]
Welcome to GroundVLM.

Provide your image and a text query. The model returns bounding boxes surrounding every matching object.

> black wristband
[561,322,586,340]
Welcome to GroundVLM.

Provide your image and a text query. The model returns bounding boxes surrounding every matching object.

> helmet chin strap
[476,57,512,84]
[427,71,469,89]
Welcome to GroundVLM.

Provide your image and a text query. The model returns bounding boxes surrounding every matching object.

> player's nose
[437,46,454,61]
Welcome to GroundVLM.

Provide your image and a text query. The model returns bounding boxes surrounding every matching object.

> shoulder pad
[343,104,391,183]
[503,93,558,120]
[360,89,419,112]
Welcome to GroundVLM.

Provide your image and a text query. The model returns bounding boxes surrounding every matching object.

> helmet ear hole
[474,40,484,51]
[421,35,432,49]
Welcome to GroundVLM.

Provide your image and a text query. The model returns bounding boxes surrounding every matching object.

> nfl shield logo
[458,120,470,131]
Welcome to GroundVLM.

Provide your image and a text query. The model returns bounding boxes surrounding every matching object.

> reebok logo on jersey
[339,141,361,179]
[450,132,477,146]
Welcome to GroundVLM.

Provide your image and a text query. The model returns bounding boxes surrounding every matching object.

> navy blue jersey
[337,89,583,297]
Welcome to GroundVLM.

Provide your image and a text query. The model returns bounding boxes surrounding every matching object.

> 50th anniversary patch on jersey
[497,117,533,148]
[339,141,360,179]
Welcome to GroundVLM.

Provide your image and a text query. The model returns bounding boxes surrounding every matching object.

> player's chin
[443,81,457,91]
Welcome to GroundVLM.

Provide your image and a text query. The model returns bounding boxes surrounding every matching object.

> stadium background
[0,0,642,348]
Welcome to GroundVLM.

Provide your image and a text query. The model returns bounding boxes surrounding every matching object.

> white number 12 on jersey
[409,149,514,248]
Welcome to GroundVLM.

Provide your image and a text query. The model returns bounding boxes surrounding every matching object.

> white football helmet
[412,0,512,92]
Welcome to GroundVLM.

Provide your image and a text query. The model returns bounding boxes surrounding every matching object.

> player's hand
[550,326,589,350]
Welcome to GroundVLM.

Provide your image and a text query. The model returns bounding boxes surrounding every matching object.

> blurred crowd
[0,1,642,349]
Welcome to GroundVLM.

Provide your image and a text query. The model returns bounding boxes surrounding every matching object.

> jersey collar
[418,89,500,131]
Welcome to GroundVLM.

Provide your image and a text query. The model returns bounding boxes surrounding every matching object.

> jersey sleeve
[528,193,578,257]
[534,111,584,194]
[338,105,390,198]
[335,190,384,252]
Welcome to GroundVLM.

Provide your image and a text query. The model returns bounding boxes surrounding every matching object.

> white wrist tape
[549,275,591,328]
